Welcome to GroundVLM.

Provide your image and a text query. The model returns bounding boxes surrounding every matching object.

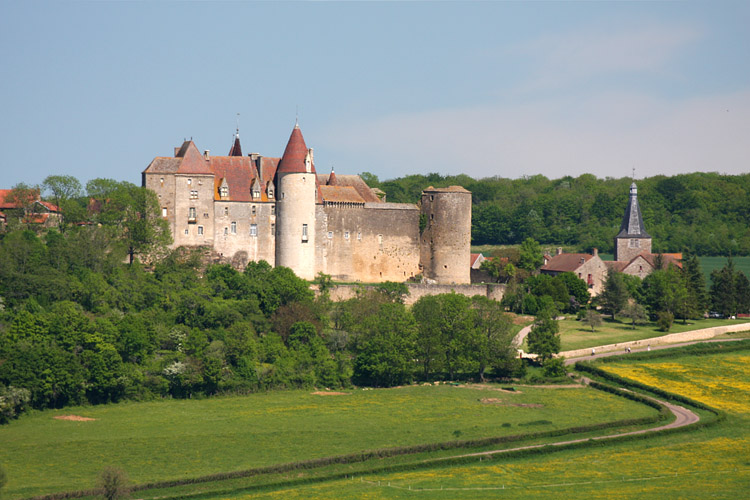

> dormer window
[220,185,229,198]
[252,188,261,199]
[267,183,275,199]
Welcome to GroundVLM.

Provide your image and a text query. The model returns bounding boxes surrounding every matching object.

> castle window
[204,212,209,218]
[430,195,434,201]
[344,231,350,240]
[378,234,383,245]
[198,180,202,186]
[224,207,229,216]
[187,178,192,185]
[252,205,256,215]
[198,226,203,236]
[302,224,308,242]
[268,187,274,198]
[220,186,229,198]
[184,229,188,235]
[357,232,362,240]
[224,227,228,235]
[271,205,276,215]
[188,207,196,221]
[162,207,168,218]
[271,223,275,235]
[328,231,333,239]
[160,177,164,186]
[629,239,640,248]
[252,187,261,199]
[250,224,258,237]
[190,190,198,200]
[231,221,237,234]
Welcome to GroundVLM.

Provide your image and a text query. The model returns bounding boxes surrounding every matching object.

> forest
[363,171,750,256]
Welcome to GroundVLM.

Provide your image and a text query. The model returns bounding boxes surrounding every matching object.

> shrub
[99,467,129,500]
[657,311,674,332]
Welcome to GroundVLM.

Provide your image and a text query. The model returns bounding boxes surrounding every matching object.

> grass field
[232,347,750,499]
[551,317,750,351]
[0,383,657,498]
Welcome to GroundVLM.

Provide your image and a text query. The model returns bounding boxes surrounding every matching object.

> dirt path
[436,377,699,463]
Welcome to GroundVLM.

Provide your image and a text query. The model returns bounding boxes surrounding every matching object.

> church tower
[614,182,651,262]
[274,124,318,280]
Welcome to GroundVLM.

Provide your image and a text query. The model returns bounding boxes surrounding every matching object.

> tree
[98,467,129,500]
[619,300,648,329]
[471,296,514,381]
[526,308,560,362]
[710,258,750,317]
[42,175,83,229]
[582,309,603,332]
[518,237,544,272]
[681,251,708,317]
[3,183,39,222]
[599,269,630,320]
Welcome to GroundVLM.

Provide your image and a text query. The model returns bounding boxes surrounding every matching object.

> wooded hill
[363,171,750,256]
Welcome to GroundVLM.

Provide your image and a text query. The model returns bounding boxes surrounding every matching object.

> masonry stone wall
[315,203,421,282]
[213,200,276,267]
[276,172,317,280]
[171,174,215,248]
[324,282,506,305]
[615,236,652,263]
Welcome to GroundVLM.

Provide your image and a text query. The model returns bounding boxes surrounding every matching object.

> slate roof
[616,182,650,239]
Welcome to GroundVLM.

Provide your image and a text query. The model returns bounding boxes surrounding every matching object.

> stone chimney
[204,150,210,160]
[593,248,599,257]
[556,247,563,256]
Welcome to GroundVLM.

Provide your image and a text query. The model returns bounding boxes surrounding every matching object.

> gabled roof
[616,182,650,239]
[638,252,682,269]
[177,141,213,175]
[320,185,365,204]
[605,260,628,272]
[317,174,382,203]
[277,124,315,174]
[541,253,594,273]
[0,189,58,212]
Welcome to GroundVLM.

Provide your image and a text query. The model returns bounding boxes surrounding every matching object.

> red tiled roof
[317,174,381,203]
[277,125,314,174]
[638,252,683,269]
[39,200,60,212]
[177,141,213,175]
[0,188,58,212]
[327,170,338,186]
[605,261,628,272]
[541,253,593,272]
[211,157,257,202]
[320,185,365,204]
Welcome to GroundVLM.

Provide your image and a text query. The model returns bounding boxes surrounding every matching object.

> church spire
[616,182,650,238]
[228,114,243,156]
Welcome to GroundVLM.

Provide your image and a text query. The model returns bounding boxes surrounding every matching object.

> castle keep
[142,124,472,284]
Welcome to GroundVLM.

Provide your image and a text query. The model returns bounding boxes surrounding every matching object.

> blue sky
[1,1,749,189]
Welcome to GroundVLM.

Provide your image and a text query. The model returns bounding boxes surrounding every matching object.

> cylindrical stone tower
[274,124,318,280]
[420,186,472,284]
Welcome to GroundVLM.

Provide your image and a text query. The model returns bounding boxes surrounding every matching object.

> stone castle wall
[315,203,421,282]
[420,189,471,284]
[213,200,275,267]
[325,282,506,305]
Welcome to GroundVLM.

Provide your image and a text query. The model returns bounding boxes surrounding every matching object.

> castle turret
[274,124,318,280]
[614,182,651,262]
[420,186,472,284]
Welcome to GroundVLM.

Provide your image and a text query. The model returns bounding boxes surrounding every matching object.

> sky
[1,1,749,190]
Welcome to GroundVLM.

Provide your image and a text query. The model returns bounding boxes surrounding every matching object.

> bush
[99,467,129,500]
[543,357,567,378]
[657,311,674,332]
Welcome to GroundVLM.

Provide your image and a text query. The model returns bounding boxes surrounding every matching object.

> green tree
[582,309,603,332]
[518,237,544,272]
[98,467,129,500]
[619,300,648,329]
[599,269,630,320]
[41,175,83,229]
[526,308,560,362]
[353,302,416,387]
[471,296,515,381]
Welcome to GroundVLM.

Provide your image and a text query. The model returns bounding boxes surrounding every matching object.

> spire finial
[295,105,299,127]
[236,113,240,137]
[632,166,635,180]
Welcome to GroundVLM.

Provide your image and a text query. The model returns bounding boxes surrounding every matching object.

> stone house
[541,248,608,296]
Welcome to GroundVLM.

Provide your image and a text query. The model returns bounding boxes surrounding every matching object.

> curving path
[434,380,699,463]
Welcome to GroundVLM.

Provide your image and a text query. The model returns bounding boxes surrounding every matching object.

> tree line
[362,171,750,256]
[0,221,524,423]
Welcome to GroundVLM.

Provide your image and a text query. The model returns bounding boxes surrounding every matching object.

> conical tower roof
[277,124,314,174]
[228,133,243,157]
[616,182,650,238]
[327,167,338,185]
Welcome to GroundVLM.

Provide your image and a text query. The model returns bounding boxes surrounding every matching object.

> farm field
[230,348,750,499]
[0,383,657,498]
[553,317,750,351]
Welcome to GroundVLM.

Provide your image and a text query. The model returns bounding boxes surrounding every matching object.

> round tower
[420,186,472,284]
[274,124,318,280]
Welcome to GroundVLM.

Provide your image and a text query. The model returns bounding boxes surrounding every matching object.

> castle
[142,124,472,284]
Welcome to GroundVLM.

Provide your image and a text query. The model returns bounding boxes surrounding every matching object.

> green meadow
[241,347,750,499]
[553,317,750,351]
[0,383,657,498]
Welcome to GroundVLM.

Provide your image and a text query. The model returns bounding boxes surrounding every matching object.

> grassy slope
[237,350,750,499]
[0,384,655,498]
[554,317,750,351]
